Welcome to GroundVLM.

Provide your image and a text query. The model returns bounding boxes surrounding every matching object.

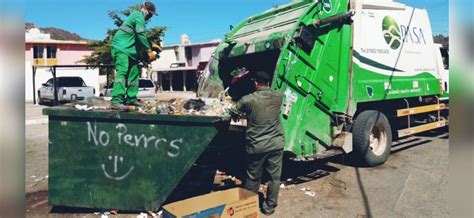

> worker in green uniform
[111,1,161,107]
[229,71,285,216]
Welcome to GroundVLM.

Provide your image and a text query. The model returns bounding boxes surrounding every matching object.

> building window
[47,45,57,59]
[175,50,180,61]
[46,45,58,65]
[33,45,44,65]
[185,47,192,66]
[33,45,44,59]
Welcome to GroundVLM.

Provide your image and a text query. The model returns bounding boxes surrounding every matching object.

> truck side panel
[275,0,352,157]
[352,5,442,105]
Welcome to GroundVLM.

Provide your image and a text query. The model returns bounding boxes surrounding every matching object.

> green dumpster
[44,107,229,211]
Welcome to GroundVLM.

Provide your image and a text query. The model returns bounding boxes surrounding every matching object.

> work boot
[261,209,275,216]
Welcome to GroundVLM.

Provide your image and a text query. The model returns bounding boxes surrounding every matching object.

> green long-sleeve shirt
[230,87,285,154]
[111,11,151,59]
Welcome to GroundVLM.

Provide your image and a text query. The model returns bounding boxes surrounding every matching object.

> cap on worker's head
[254,71,271,83]
[143,1,157,15]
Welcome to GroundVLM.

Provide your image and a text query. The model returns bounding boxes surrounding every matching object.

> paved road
[25,101,448,217]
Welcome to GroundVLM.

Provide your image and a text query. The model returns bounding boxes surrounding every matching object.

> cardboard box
[163,188,259,218]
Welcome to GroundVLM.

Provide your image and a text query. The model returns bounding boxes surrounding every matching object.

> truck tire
[352,110,392,167]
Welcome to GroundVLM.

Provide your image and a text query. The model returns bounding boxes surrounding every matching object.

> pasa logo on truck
[382,16,427,50]
[382,16,402,49]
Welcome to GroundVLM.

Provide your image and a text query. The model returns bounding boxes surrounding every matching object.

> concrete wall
[191,46,201,67]
[57,44,92,65]
[197,45,216,64]
[25,62,100,102]
[25,44,33,62]
[152,47,179,69]
[151,43,217,70]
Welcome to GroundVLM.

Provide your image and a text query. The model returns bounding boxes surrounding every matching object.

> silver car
[100,78,157,99]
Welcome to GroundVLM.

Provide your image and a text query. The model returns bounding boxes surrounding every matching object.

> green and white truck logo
[322,0,332,13]
[382,16,402,49]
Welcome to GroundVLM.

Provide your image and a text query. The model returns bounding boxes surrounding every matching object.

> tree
[81,4,166,74]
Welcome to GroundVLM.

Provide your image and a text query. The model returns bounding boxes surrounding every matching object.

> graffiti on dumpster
[87,122,184,180]
[101,155,135,180]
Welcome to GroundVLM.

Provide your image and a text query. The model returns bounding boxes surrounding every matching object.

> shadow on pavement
[391,139,433,154]
[355,167,372,218]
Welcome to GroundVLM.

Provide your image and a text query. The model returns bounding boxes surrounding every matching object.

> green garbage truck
[198,0,449,166]
[43,0,449,211]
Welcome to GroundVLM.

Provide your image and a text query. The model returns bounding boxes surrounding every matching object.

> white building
[25,28,100,103]
[150,35,220,92]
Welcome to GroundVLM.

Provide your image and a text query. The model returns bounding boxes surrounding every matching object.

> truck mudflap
[44,107,229,211]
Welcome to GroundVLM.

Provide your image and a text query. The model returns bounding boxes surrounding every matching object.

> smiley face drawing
[101,155,134,180]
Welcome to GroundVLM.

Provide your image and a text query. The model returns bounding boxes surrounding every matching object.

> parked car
[37,77,95,105]
[100,78,157,99]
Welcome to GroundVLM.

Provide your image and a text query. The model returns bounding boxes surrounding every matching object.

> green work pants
[111,48,140,105]
[244,149,283,214]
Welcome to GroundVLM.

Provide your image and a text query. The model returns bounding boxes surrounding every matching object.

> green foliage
[80,4,166,72]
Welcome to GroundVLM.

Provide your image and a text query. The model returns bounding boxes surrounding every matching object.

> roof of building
[25,28,90,45]
[162,40,220,49]
[25,39,90,45]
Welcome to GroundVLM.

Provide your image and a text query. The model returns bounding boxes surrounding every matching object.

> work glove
[151,43,163,53]
[147,49,157,62]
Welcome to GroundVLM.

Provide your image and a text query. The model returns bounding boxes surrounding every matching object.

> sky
[25,0,449,45]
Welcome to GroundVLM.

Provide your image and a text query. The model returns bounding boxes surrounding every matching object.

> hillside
[25,22,87,41]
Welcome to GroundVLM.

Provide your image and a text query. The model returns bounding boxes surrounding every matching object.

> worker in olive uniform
[111,1,161,106]
[229,71,285,215]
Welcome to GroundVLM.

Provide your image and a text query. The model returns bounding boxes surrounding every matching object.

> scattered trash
[34,176,44,182]
[75,104,92,111]
[137,212,148,218]
[68,92,236,118]
[147,211,158,217]
[300,187,311,191]
[304,191,316,197]
[100,215,108,218]
[146,97,232,117]
[31,175,36,178]
[69,97,111,111]
[214,171,242,188]
[72,96,234,117]
[280,183,295,189]
[300,187,316,197]
[184,99,206,110]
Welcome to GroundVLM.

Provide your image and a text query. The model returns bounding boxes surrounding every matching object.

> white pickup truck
[37,76,95,104]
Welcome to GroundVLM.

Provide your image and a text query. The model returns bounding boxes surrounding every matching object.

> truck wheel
[352,110,392,167]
